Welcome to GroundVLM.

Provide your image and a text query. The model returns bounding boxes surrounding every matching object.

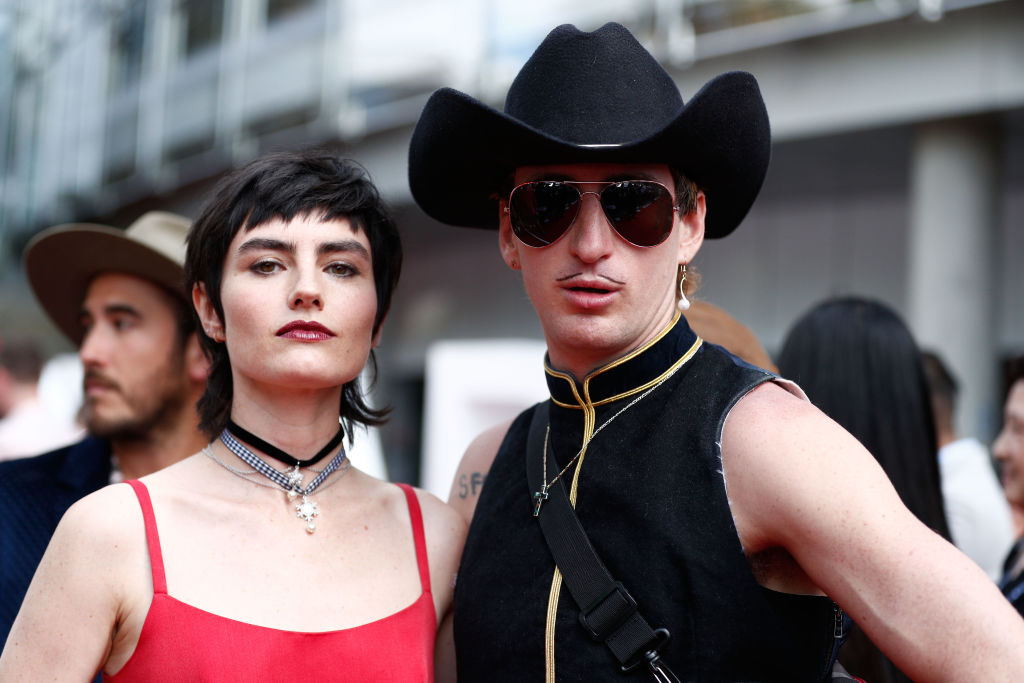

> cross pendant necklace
[532,485,549,517]
[295,495,320,532]
[533,426,563,517]
[532,366,679,517]
[285,465,322,531]
[217,430,349,534]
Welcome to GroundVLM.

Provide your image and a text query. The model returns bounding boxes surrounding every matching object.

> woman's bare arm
[0,484,145,680]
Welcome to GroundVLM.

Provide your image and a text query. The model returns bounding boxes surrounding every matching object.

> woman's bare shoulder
[58,481,146,546]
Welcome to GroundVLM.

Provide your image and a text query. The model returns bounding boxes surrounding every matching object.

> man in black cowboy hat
[409,22,1024,682]
[0,212,210,650]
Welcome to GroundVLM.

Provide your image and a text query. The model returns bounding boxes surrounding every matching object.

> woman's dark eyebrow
[317,240,370,259]
[235,238,369,260]
[236,237,292,256]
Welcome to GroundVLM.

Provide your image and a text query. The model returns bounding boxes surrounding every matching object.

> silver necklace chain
[205,430,352,534]
[220,430,346,495]
[533,364,682,517]
[202,445,350,494]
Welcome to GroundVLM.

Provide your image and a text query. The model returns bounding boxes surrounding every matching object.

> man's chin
[84,412,147,441]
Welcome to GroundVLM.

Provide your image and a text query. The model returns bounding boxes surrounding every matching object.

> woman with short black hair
[1,150,465,682]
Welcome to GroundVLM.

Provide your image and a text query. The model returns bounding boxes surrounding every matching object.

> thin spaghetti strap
[125,480,168,595]
[395,482,431,594]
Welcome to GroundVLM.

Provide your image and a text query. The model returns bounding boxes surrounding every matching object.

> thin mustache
[556,272,626,285]
[83,370,119,392]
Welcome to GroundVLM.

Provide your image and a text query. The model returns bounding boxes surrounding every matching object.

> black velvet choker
[226,419,345,468]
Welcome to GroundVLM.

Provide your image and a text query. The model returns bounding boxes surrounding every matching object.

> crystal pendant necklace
[214,428,350,534]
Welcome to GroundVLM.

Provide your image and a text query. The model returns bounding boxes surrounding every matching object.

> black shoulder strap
[526,402,680,682]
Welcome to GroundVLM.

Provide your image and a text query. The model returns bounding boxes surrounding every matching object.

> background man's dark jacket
[0,437,112,646]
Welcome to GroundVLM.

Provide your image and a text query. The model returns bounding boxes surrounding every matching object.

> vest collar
[545,312,701,409]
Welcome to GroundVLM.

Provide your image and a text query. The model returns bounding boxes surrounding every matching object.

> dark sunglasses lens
[601,182,674,247]
[509,182,581,247]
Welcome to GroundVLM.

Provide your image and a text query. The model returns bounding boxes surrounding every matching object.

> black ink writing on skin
[458,472,487,499]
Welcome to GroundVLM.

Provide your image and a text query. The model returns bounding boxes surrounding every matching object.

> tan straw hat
[23,211,191,345]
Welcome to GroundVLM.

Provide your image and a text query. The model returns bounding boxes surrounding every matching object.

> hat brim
[24,225,186,345]
[409,71,770,239]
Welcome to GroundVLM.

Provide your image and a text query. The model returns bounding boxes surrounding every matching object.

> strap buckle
[621,627,672,674]
[578,581,637,641]
[647,652,682,683]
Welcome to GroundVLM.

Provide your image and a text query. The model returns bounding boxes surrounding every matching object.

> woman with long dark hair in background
[778,296,951,683]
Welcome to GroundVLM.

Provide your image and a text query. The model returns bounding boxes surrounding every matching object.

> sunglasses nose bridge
[567,188,619,254]
[572,188,608,225]
[575,188,607,222]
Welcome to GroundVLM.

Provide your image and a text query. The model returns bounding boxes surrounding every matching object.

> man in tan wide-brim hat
[0,211,210,648]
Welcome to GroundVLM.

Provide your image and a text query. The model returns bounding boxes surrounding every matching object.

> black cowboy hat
[408,22,770,239]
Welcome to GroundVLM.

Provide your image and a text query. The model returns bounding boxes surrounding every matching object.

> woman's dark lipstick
[276,320,335,341]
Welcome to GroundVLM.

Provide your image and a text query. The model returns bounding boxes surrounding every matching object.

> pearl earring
[677,264,691,312]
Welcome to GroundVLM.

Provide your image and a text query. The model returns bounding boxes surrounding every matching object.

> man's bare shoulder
[721,381,893,552]
[447,419,514,524]
[723,379,852,459]
[728,378,817,427]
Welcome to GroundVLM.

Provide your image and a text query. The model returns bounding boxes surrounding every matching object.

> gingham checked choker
[210,428,351,534]
[227,418,343,467]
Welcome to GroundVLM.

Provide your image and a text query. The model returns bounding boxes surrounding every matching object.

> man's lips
[276,320,336,341]
[559,272,622,289]
[82,372,118,396]
[559,277,620,309]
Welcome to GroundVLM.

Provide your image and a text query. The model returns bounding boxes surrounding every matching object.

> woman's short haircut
[183,149,402,438]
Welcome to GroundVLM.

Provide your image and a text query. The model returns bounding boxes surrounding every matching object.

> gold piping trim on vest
[541,320,702,682]
[546,312,696,409]
[550,338,703,410]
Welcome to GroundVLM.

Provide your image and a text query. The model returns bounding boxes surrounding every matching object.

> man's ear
[677,191,706,265]
[498,203,522,270]
[192,283,225,343]
[184,332,211,382]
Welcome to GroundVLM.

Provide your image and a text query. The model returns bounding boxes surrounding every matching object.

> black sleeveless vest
[454,316,842,682]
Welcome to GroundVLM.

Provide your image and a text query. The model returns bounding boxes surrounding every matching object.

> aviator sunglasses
[505,179,680,248]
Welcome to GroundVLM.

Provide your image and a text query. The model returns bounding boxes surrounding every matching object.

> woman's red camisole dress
[105,480,436,682]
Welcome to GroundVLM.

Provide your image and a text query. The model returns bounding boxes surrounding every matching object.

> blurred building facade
[1,0,1021,483]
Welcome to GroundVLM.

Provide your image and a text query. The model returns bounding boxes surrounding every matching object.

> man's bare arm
[447,420,512,525]
[722,382,1024,681]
